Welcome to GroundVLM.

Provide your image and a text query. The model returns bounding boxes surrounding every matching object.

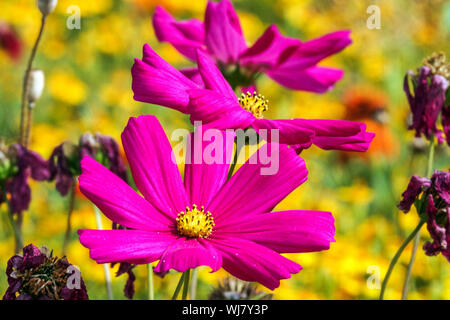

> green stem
[426,138,435,178]
[20,15,47,146]
[62,178,76,256]
[171,272,185,300]
[190,268,198,300]
[401,228,421,299]
[2,186,24,252]
[400,138,435,299]
[147,263,154,300]
[23,104,34,148]
[5,206,24,252]
[182,269,191,300]
[93,205,114,300]
[379,220,426,300]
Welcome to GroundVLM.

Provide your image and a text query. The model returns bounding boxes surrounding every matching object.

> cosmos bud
[37,0,58,16]
[27,69,45,106]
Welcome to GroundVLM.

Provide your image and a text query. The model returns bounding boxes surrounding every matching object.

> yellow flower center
[238,92,269,119]
[176,205,215,238]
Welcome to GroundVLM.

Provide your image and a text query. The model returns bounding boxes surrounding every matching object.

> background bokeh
[0,0,449,299]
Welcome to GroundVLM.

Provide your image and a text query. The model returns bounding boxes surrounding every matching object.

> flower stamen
[176,204,215,238]
[423,52,450,80]
[239,92,269,119]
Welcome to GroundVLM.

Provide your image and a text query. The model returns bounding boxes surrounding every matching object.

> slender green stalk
[182,269,191,300]
[2,186,23,252]
[401,139,435,299]
[147,263,154,300]
[93,205,114,300]
[401,228,421,299]
[426,139,435,178]
[13,211,24,254]
[62,178,76,256]
[171,272,185,300]
[379,220,425,300]
[190,268,198,300]
[23,106,34,148]
[20,15,47,146]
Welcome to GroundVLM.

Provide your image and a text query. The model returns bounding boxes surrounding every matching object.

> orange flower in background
[341,86,398,159]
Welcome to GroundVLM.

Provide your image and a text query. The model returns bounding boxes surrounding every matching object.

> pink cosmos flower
[152,0,352,93]
[132,45,375,153]
[77,115,335,290]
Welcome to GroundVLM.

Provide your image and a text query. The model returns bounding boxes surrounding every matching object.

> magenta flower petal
[152,5,206,61]
[204,0,247,64]
[121,115,189,216]
[208,143,308,224]
[78,157,173,231]
[154,238,222,273]
[78,229,176,264]
[267,65,344,93]
[307,119,376,152]
[256,118,375,152]
[180,67,204,87]
[210,237,302,290]
[188,88,255,129]
[184,130,235,207]
[131,44,197,113]
[196,49,236,98]
[316,138,374,153]
[252,118,315,146]
[216,210,335,253]
[278,30,352,70]
[78,115,337,290]
[239,25,301,70]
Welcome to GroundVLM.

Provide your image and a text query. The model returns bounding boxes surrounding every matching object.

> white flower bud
[37,0,58,16]
[27,69,45,106]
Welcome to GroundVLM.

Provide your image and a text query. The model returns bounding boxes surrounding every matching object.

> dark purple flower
[399,170,450,261]
[423,195,450,261]
[152,1,351,93]
[113,262,136,299]
[431,170,450,204]
[48,143,75,196]
[83,134,128,183]
[0,144,49,214]
[49,133,127,196]
[404,53,450,145]
[397,175,431,213]
[442,104,450,146]
[3,244,89,300]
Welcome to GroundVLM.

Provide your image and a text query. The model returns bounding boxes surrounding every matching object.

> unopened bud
[27,69,45,106]
[79,133,99,150]
[37,0,58,16]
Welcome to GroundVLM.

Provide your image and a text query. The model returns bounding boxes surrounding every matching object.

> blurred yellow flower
[56,0,113,17]
[48,70,87,105]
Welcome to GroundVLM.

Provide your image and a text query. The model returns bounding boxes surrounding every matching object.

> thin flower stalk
[62,178,76,255]
[20,15,47,147]
[93,205,114,300]
[147,263,154,300]
[401,138,435,299]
